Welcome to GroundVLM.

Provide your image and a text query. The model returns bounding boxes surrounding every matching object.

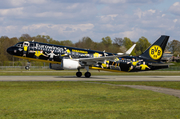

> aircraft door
[30,43,35,51]
[22,41,30,57]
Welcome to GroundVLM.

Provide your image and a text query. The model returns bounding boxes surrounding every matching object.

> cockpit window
[15,43,23,47]
[23,42,30,47]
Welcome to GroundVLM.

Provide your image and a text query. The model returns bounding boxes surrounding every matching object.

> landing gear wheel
[25,66,30,70]
[76,72,82,77]
[25,61,31,70]
[85,72,91,78]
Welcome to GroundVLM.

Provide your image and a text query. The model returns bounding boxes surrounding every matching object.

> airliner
[7,35,169,78]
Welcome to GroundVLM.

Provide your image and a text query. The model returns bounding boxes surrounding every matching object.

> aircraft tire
[25,66,29,70]
[85,72,91,78]
[76,72,82,77]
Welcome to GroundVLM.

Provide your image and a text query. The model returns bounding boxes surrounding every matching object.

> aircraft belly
[119,63,131,72]
[110,65,121,70]
[91,62,132,72]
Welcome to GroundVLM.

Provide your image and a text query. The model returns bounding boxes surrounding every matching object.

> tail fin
[139,35,169,62]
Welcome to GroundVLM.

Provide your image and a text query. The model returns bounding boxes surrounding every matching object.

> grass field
[0,69,180,118]
[0,81,180,119]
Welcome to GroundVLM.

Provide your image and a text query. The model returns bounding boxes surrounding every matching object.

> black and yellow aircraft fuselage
[7,35,169,77]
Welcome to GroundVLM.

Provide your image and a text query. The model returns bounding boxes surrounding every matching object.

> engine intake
[61,59,80,70]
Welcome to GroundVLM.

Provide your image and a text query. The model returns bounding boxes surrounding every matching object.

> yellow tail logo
[149,45,162,60]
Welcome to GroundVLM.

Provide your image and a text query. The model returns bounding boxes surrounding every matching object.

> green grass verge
[0,81,180,119]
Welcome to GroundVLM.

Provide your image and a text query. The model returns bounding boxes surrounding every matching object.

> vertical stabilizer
[139,35,169,62]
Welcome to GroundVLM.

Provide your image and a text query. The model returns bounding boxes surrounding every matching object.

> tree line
[1,34,180,66]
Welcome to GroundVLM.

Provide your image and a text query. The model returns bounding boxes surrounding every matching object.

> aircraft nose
[7,47,14,55]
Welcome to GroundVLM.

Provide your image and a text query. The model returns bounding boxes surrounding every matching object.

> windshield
[15,43,23,47]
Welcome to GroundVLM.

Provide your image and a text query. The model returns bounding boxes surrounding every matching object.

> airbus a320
[7,35,170,78]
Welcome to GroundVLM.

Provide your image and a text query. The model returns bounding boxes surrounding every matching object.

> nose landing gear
[25,61,31,70]
[25,66,30,70]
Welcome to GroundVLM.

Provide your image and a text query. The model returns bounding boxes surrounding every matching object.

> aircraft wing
[75,44,136,65]
[78,54,126,62]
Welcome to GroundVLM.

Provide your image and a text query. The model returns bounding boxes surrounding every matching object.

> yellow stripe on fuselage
[90,67,125,73]
[14,56,61,64]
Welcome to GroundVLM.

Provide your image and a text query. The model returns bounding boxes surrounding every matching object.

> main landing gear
[76,71,82,77]
[76,66,91,78]
[84,72,91,78]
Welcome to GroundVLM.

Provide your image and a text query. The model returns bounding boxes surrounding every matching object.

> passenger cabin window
[30,43,34,47]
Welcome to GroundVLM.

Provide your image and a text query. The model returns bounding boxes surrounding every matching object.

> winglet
[125,44,136,55]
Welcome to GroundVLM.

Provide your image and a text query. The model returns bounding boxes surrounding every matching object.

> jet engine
[49,63,64,70]
[49,59,80,70]
[61,59,80,70]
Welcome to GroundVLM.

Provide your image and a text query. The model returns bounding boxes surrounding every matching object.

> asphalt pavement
[0,76,180,81]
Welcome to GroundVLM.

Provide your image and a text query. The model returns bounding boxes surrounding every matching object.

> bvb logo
[149,45,162,60]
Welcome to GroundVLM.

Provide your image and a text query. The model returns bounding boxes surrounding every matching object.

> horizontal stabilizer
[148,63,174,66]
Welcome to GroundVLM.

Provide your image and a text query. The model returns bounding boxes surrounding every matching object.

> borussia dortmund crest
[149,45,162,60]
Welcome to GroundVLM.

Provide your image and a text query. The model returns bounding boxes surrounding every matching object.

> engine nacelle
[61,59,80,70]
[49,63,64,70]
